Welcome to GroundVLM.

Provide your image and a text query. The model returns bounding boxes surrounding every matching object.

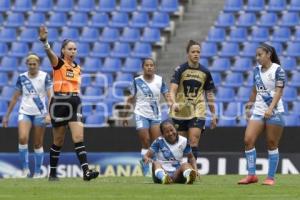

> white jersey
[15,71,52,115]
[130,74,168,120]
[150,135,192,173]
[253,63,285,115]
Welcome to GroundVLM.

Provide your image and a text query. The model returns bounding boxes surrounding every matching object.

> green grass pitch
[0,175,299,200]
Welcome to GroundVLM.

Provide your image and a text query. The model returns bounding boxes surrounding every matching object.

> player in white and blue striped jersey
[2,54,52,178]
[143,119,197,184]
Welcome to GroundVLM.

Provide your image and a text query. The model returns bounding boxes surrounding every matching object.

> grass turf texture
[0,175,299,200]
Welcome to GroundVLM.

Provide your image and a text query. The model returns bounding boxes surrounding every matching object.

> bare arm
[169,83,179,112]
[245,86,257,119]
[163,92,173,107]
[2,91,21,127]
[264,87,283,118]
[206,89,217,129]
[122,95,135,126]
[45,89,52,123]
[39,25,58,67]
[143,149,155,164]
[187,152,197,171]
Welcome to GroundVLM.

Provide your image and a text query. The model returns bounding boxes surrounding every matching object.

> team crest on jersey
[66,71,74,78]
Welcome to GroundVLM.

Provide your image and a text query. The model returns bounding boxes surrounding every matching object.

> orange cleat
[262,178,275,186]
[238,175,258,184]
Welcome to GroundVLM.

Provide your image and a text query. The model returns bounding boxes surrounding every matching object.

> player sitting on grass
[143,119,197,184]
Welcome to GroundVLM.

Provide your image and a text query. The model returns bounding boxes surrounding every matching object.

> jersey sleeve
[53,57,64,70]
[183,141,192,154]
[203,71,216,91]
[129,79,137,96]
[170,66,181,85]
[45,73,53,90]
[149,139,160,153]
[160,79,169,94]
[15,76,22,92]
[275,67,285,88]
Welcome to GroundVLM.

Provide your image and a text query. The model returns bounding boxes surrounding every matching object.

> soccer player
[2,53,52,178]
[169,40,217,164]
[39,25,99,181]
[238,43,285,186]
[143,119,197,184]
[123,58,173,176]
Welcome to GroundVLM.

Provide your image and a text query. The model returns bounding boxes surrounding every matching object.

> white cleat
[185,169,197,184]
[18,169,30,178]
[32,173,43,179]
[162,174,172,184]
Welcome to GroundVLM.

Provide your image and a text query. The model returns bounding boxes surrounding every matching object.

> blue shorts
[250,113,285,127]
[135,114,161,130]
[172,118,205,132]
[18,113,46,127]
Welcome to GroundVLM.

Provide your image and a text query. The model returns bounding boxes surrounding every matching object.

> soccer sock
[141,148,148,159]
[191,147,200,160]
[154,169,166,181]
[34,147,44,174]
[18,144,29,170]
[74,142,89,174]
[49,144,61,177]
[245,148,256,175]
[183,169,192,178]
[268,148,279,179]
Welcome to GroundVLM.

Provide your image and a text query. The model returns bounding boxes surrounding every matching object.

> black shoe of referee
[48,176,59,181]
[83,169,99,181]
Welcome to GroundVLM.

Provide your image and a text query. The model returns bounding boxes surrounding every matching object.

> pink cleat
[238,175,258,184]
[262,178,275,186]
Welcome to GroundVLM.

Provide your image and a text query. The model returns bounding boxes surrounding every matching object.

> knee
[267,140,278,150]
[189,136,200,147]
[244,137,255,149]
[54,136,64,146]
[72,134,83,143]
[18,136,28,145]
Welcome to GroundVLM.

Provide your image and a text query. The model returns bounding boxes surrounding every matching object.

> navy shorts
[172,118,205,132]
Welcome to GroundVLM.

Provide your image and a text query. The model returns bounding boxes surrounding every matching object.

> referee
[39,25,99,181]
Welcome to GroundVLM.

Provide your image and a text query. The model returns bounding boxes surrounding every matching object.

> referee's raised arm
[39,25,58,67]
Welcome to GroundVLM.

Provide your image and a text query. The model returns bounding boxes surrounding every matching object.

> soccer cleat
[238,175,258,184]
[32,173,43,179]
[18,169,30,178]
[139,159,150,176]
[162,174,172,184]
[83,169,99,181]
[48,176,59,181]
[262,178,275,186]
[185,170,197,184]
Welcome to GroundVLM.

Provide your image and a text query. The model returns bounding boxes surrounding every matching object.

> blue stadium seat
[244,71,254,87]
[201,42,217,57]
[59,27,79,41]
[199,58,209,66]
[84,114,106,127]
[131,42,152,58]
[211,72,222,86]
[0,28,17,42]
[280,57,296,71]
[267,42,283,56]
[0,0,10,12]
[4,13,24,27]
[237,118,247,126]
[0,57,17,72]
[83,57,101,73]
[93,73,113,87]
[82,86,105,102]
[0,99,7,116]
[288,72,300,87]
[105,87,125,103]
[139,0,158,12]
[279,12,299,27]
[130,12,149,28]
[34,0,53,12]
[216,87,235,102]
[267,0,286,12]
[245,0,265,12]
[258,12,278,27]
[0,14,2,25]
[210,58,230,72]
[109,12,129,28]
[284,114,300,126]
[240,42,259,57]
[291,102,300,115]
[99,27,120,42]
[90,42,110,58]
[8,113,19,127]
[101,58,122,73]
[81,104,93,116]
[0,86,15,101]
[79,27,100,42]
[12,0,32,12]
[0,43,8,57]
[110,42,131,58]
[53,0,73,12]
[0,72,9,86]
[76,43,90,58]
[96,0,116,12]
[114,73,133,89]
[228,27,247,42]
[249,27,269,42]
[214,13,235,27]
[122,57,142,73]
[235,86,252,101]
[223,72,244,87]
[19,28,39,42]
[119,27,141,42]
[223,102,243,118]
[75,0,95,12]
[285,42,300,57]
[218,118,237,126]
[219,42,239,57]
[26,12,46,27]
[223,0,243,12]
[40,58,52,72]
[68,13,88,27]
[89,13,109,28]
[47,13,67,27]
[287,0,300,11]
[206,27,226,42]
[293,27,300,42]
[149,12,170,28]
[236,13,256,27]
[270,27,291,42]
[9,42,29,57]
[159,0,178,12]
[47,28,59,41]
[81,74,93,88]
[282,86,297,102]
[95,102,111,116]
[141,27,161,43]
[231,58,252,72]
[118,0,137,12]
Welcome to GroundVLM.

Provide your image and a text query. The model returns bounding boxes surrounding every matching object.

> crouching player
[143,119,197,184]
